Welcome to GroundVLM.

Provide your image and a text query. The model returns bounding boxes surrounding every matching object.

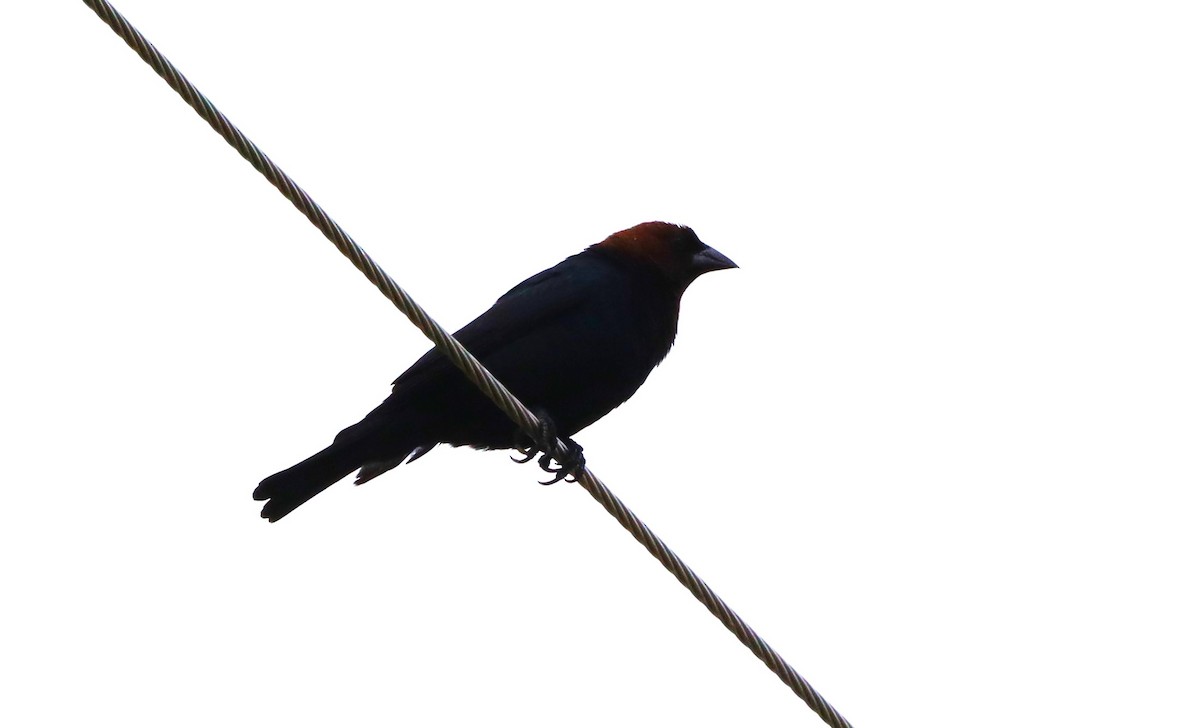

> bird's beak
[692,245,738,274]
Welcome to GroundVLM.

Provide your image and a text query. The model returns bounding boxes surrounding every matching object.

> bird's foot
[510,414,585,484]
[510,415,556,464]
[537,436,585,485]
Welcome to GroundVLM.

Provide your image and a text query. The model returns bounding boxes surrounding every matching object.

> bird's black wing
[390,257,599,393]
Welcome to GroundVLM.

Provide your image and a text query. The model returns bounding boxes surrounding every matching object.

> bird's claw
[537,439,585,485]
[514,414,585,485]
[510,446,538,464]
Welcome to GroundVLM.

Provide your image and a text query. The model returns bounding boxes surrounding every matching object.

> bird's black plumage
[254,222,736,521]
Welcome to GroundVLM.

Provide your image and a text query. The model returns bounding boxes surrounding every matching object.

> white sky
[3,2,1198,726]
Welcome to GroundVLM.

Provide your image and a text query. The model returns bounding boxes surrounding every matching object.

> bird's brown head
[594,222,737,294]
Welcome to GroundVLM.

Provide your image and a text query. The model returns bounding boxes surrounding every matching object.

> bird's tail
[255,415,431,522]
[254,441,362,522]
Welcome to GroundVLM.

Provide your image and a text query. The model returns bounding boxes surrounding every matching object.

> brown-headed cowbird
[254,222,736,521]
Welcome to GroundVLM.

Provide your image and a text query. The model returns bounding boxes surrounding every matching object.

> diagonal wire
[79,2,853,726]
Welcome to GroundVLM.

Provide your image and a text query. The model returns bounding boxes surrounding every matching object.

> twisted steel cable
[80,2,853,726]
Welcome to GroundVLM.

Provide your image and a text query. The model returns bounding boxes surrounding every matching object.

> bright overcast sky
[4,2,1198,726]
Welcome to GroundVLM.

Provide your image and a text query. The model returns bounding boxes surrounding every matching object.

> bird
[254,221,737,521]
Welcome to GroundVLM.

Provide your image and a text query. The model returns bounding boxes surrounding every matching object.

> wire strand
[79,2,853,726]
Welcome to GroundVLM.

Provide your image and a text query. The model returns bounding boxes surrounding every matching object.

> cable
[79,2,853,725]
